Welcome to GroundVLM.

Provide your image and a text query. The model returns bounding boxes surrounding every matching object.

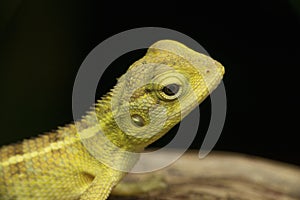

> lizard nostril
[131,114,145,127]
[206,69,210,74]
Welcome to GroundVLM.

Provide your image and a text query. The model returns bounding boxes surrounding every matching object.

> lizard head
[141,40,225,119]
[106,40,225,150]
[91,40,224,151]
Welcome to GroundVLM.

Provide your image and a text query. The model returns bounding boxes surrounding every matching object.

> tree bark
[110,150,300,200]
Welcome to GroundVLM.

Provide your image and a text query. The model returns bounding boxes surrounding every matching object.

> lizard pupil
[162,84,180,96]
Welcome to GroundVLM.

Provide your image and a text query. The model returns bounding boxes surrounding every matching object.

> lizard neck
[72,95,141,172]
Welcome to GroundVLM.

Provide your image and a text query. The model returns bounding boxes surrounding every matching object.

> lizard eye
[157,82,183,101]
[162,84,180,96]
[152,72,187,101]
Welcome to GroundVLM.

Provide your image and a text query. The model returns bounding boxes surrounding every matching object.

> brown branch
[110,151,300,200]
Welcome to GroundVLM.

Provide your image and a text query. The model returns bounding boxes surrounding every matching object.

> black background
[0,0,299,166]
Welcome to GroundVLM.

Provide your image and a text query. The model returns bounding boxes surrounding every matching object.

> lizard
[0,40,225,200]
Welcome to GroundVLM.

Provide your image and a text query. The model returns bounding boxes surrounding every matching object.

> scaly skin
[0,40,225,200]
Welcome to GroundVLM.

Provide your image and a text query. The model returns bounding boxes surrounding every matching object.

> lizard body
[0,40,225,199]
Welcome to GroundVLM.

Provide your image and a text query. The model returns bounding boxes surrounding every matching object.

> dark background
[0,1,299,165]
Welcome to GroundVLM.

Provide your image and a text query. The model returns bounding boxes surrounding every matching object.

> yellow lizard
[0,40,224,200]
